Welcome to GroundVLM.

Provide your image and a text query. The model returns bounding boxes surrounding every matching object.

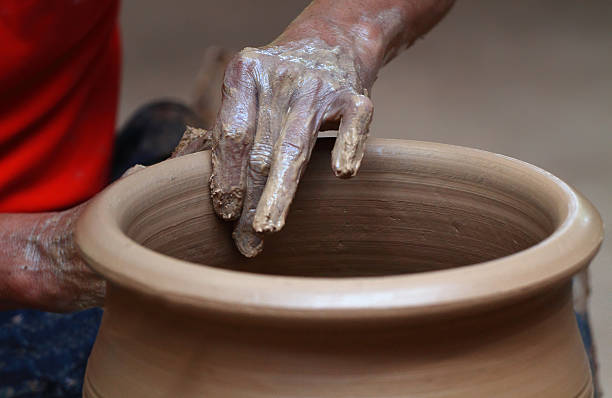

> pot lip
[76,139,603,320]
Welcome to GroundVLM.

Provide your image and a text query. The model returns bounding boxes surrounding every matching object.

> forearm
[0,207,103,312]
[276,0,455,87]
[0,212,48,309]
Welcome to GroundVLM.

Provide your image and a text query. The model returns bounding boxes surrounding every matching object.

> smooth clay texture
[76,138,603,397]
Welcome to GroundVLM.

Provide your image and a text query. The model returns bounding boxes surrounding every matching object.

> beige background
[119,0,611,390]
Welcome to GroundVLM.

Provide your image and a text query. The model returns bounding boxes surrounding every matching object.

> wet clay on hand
[210,39,373,257]
[209,0,455,257]
[0,205,105,312]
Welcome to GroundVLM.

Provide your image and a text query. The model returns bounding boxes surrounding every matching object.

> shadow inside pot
[122,138,557,278]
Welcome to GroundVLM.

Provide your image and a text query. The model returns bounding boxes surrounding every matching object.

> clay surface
[76,138,602,397]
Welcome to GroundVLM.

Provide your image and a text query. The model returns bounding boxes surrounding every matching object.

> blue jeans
[0,309,102,397]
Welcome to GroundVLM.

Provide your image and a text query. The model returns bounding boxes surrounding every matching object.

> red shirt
[0,0,120,212]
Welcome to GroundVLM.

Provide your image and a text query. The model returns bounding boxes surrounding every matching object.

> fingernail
[332,158,358,178]
[331,147,364,178]
[209,176,243,220]
[252,208,285,233]
[252,219,283,233]
[233,227,264,257]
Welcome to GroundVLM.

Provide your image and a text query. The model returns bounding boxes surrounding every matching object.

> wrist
[0,212,52,309]
[0,206,103,312]
[275,0,455,88]
[33,206,103,311]
[275,13,386,89]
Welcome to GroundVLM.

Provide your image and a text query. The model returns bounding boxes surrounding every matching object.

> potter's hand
[211,41,372,257]
[210,0,455,257]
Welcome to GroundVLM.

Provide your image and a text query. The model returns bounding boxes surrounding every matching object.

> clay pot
[76,138,602,397]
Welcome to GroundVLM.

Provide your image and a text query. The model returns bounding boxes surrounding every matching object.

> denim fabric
[0,309,102,398]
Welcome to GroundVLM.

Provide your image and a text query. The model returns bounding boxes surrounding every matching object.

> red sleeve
[0,0,120,212]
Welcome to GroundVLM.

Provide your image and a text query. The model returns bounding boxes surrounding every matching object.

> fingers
[171,126,212,158]
[253,100,321,233]
[331,93,373,178]
[232,167,268,257]
[231,107,277,257]
[210,56,258,221]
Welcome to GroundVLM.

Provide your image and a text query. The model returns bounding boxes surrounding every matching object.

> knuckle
[298,74,328,97]
[220,126,250,144]
[223,53,256,89]
[300,72,322,87]
[350,94,374,113]
[249,142,273,174]
[249,156,269,174]
[237,47,257,60]
[228,51,254,72]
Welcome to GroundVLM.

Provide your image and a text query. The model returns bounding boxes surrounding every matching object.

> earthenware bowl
[76,138,603,397]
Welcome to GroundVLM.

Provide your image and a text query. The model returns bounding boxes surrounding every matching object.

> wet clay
[208,38,373,258]
[76,138,602,397]
[203,1,457,258]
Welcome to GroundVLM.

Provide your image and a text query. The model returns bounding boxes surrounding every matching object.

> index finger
[252,101,321,233]
[209,55,258,220]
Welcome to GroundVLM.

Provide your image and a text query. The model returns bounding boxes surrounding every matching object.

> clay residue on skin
[208,64,258,222]
[330,93,373,178]
[207,0,456,257]
[171,126,213,158]
[209,38,374,257]
[209,186,244,221]
[174,125,248,219]
[0,206,105,312]
[232,213,263,258]
[28,206,106,311]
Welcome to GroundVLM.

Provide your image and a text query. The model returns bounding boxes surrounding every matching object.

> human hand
[209,37,374,257]
[185,1,455,257]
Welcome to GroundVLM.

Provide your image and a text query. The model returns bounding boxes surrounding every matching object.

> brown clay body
[76,138,603,397]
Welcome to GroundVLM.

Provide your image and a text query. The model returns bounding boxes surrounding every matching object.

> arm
[209,0,455,256]
[0,141,205,312]
[0,206,105,312]
[278,0,455,88]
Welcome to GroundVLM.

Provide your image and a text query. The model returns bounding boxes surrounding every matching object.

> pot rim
[76,139,603,320]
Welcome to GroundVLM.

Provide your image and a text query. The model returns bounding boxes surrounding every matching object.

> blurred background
[119,0,611,390]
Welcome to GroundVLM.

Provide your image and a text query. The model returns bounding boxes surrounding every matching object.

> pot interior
[124,140,557,277]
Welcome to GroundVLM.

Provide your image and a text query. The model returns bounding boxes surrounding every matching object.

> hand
[210,38,373,257]
[209,0,454,257]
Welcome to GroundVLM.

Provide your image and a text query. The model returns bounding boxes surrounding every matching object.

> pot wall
[77,139,602,397]
[83,283,591,397]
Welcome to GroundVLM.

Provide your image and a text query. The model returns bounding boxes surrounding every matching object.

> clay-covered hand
[210,38,373,257]
[209,0,455,257]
